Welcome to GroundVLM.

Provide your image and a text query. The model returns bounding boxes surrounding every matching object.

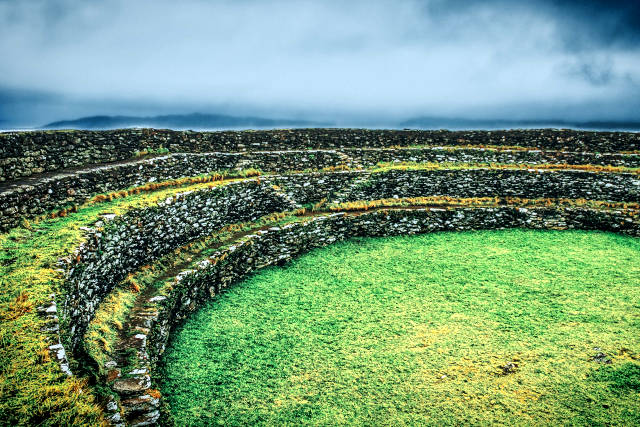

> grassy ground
[161,230,640,426]
[0,175,254,425]
[0,162,637,425]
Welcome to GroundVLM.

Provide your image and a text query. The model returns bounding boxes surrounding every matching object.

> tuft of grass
[591,362,640,393]
[86,169,263,206]
[372,161,640,175]
[161,230,640,426]
[84,287,138,371]
[134,146,170,157]
[326,196,640,213]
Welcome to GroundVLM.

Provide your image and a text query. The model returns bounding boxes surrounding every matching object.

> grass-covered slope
[0,174,259,426]
[161,230,640,426]
[1,140,638,425]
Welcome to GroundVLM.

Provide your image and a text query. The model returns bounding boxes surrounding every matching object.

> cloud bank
[0,0,639,127]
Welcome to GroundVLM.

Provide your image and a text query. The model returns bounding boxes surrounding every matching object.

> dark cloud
[426,0,640,50]
[574,62,614,86]
[0,0,638,127]
[546,0,640,49]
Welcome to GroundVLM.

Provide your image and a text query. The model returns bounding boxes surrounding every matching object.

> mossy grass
[392,144,545,151]
[326,196,640,213]
[85,210,302,372]
[1,161,637,424]
[0,214,106,424]
[0,172,263,425]
[161,230,640,426]
[134,146,170,157]
[370,161,640,175]
[400,143,640,154]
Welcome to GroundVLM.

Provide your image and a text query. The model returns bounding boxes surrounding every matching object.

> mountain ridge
[43,113,328,130]
[39,113,640,131]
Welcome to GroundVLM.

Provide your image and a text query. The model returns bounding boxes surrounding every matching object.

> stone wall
[61,180,296,351]
[2,128,638,181]
[153,206,640,363]
[4,152,636,234]
[101,206,639,425]
[337,169,640,203]
[269,168,640,205]
[59,167,639,353]
[345,147,640,168]
[2,142,638,233]
[5,128,635,426]
[0,150,352,232]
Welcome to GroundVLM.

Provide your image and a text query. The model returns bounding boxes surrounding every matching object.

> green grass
[0,175,255,425]
[370,161,640,175]
[161,229,640,426]
[85,211,301,373]
[0,161,637,425]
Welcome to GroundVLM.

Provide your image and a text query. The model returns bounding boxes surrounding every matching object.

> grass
[0,173,261,425]
[0,161,637,424]
[134,146,170,157]
[0,215,106,425]
[85,210,301,372]
[160,229,640,426]
[325,196,640,213]
[371,161,640,175]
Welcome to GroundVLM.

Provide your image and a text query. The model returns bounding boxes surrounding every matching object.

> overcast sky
[1,0,639,127]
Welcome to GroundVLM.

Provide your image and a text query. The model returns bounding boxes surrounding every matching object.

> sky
[0,0,639,128]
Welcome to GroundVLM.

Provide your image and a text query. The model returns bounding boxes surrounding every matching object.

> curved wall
[2,132,638,232]
[0,150,347,232]
[2,128,638,181]
[4,128,636,426]
[62,180,295,351]
[60,167,640,352]
[346,147,640,168]
[153,206,640,363]
[339,169,639,202]
[103,207,639,425]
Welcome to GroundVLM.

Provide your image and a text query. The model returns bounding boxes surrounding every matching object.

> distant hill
[35,113,640,132]
[400,117,640,131]
[42,113,328,130]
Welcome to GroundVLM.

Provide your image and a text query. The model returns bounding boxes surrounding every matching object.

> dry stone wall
[7,128,635,426]
[2,128,638,181]
[152,206,640,364]
[102,206,639,425]
[345,147,640,168]
[153,206,640,364]
[269,169,640,205]
[339,169,640,203]
[2,144,639,232]
[61,180,296,351]
[60,168,639,353]
[0,150,350,232]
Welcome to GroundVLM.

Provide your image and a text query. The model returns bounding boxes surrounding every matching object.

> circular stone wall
[2,128,638,426]
[160,230,640,426]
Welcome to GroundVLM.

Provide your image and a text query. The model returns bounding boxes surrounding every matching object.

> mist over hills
[399,117,640,131]
[37,113,640,132]
[42,113,328,130]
